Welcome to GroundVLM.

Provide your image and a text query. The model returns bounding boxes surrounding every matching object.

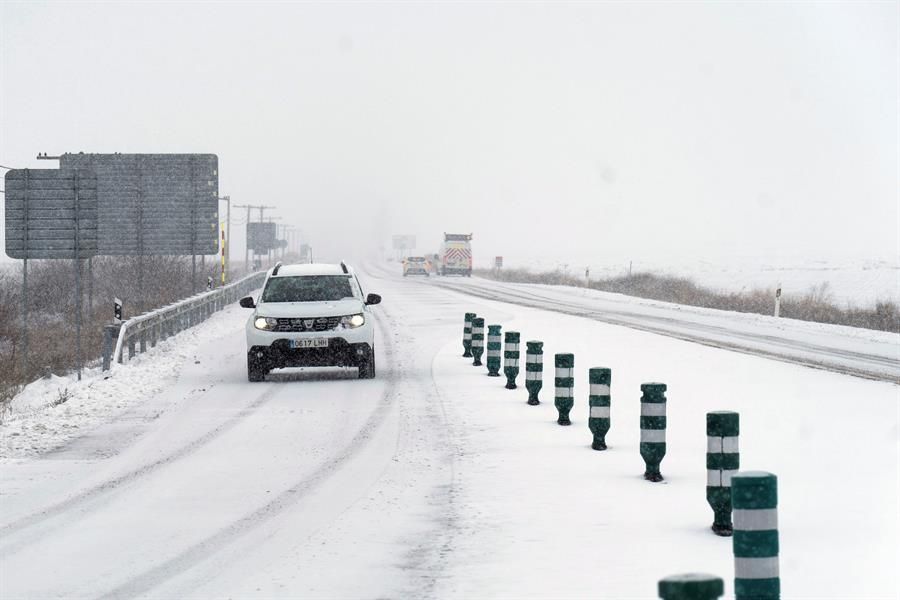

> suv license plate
[290,338,329,349]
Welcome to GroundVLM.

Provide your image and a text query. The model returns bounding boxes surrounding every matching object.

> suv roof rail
[339,260,349,274]
[272,261,283,276]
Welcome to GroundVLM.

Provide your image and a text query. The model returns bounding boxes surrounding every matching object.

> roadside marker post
[471,318,485,366]
[707,411,740,536]
[588,367,612,450]
[640,382,667,482]
[525,341,543,405]
[486,325,502,376]
[732,472,780,600]
[503,331,521,389]
[554,353,575,425]
[463,312,476,357]
[658,574,724,600]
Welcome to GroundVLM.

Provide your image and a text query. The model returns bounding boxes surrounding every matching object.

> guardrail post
[486,325,502,376]
[640,382,667,482]
[102,324,121,371]
[525,341,543,405]
[588,367,612,450]
[554,353,574,425]
[503,331,520,389]
[658,574,724,600]
[463,312,476,357]
[471,318,485,366]
[139,329,147,353]
[732,472,780,600]
[707,411,740,536]
[150,323,158,348]
[128,336,136,360]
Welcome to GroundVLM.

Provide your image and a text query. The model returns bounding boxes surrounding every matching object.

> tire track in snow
[0,383,284,554]
[364,277,462,599]
[93,308,401,600]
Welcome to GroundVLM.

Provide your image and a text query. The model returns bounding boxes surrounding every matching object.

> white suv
[239,262,381,381]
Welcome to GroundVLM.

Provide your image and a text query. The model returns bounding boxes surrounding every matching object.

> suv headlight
[254,316,278,330]
[341,313,365,329]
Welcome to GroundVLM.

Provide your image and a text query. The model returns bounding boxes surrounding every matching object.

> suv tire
[358,347,375,379]
[248,355,268,382]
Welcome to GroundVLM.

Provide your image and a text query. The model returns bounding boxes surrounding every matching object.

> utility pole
[219,196,230,281]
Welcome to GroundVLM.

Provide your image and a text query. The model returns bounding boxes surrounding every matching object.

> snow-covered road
[1,264,897,599]
[416,269,900,383]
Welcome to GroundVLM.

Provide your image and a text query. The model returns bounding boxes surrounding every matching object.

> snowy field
[0,264,897,599]
[477,255,900,307]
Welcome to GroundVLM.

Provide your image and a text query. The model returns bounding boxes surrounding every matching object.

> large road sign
[247,222,277,253]
[58,153,219,255]
[4,168,99,259]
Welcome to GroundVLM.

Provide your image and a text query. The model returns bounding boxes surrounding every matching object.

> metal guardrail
[102,271,267,370]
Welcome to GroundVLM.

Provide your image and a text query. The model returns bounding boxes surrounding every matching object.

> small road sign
[247,222,277,253]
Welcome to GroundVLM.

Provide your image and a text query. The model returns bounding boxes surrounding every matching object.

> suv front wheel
[357,347,375,379]
[248,354,269,382]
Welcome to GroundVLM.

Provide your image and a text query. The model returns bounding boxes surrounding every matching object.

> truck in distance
[439,233,473,276]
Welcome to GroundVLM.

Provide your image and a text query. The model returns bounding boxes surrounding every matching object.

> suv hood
[255,298,364,318]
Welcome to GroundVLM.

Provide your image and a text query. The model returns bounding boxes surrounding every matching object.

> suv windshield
[261,275,356,303]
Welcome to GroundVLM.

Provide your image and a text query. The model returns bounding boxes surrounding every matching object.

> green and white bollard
[658,574,724,600]
[463,312,476,357]
[486,325,502,376]
[707,411,740,536]
[554,353,574,425]
[640,382,667,482]
[732,472,780,600]
[525,341,543,405]
[588,367,612,450]
[471,318,485,366]
[503,331,521,389]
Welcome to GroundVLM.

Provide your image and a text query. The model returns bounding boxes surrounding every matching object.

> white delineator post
[774,283,782,318]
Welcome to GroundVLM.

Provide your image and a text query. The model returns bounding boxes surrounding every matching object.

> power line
[0,164,17,170]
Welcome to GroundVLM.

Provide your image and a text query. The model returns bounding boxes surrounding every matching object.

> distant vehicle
[403,256,430,276]
[439,233,473,276]
[426,253,441,274]
[239,261,382,381]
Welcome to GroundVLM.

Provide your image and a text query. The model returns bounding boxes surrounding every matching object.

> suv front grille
[272,316,342,332]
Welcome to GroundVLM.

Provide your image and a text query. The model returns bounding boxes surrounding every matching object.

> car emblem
[304,319,314,328]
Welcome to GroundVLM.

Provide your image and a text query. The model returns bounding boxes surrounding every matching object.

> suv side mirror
[365,293,382,306]
[239,296,256,308]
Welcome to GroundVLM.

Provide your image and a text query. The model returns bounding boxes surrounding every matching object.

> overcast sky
[1,1,897,266]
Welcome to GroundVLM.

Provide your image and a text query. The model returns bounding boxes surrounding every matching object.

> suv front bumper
[248,339,372,369]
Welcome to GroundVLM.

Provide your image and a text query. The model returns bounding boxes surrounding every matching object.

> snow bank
[0,300,252,461]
